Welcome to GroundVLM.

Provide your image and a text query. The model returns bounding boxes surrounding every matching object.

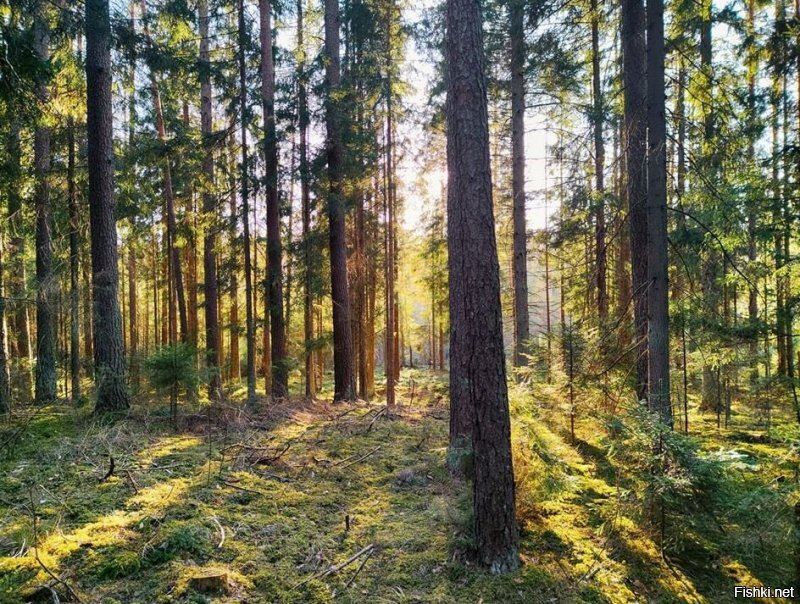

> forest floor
[0,369,797,603]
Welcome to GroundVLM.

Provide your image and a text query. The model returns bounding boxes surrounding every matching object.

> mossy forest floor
[0,369,797,603]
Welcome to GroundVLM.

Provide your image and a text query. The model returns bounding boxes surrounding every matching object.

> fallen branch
[124,470,139,494]
[365,408,387,433]
[292,544,375,591]
[321,544,375,578]
[250,441,292,466]
[335,446,381,470]
[343,546,375,589]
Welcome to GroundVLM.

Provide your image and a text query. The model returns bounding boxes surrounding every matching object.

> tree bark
[324,0,356,401]
[446,0,519,573]
[69,118,82,402]
[646,0,672,427]
[238,0,256,403]
[6,122,32,402]
[33,1,57,405]
[86,0,130,411]
[621,0,648,400]
[591,0,607,325]
[200,0,221,400]
[0,221,10,413]
[228,129,241,382]
[385,33,398,407]
[260,0,288,398]
[510,0,529,367]
[297,0,315,399]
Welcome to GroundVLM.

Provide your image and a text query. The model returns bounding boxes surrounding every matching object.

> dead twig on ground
[335,446,382,470]
[124,470,139,494]
[293,543,375,591]
[250,441,292,466]
[321,544,375,578]
[365,408,387,433]
[343,546,375,589]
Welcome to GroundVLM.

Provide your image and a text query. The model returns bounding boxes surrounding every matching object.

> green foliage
[608,406,722,508]
[144,345,199,423]
[145,344,199,394]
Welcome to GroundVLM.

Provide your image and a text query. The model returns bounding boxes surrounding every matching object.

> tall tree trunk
[745,0,759,381]
[69,119,82,402]
[127,246,137,380]
[34,1,56,405]
[297,0,315,399]
[782,66,794,380]
[591,0,607,326]
[510,0,529,367]
[238,0,256,403]
[86,0,130,411]
[355,190,367,399]
[228,130,241,382]
[324,0,356,401]
[126,15,137,386]
[621,0,648,400]
[0,227,10,413]
[7,122,32,401]
[182,101,199,351]
[83,254,93,360]
[614,117,632,345]
[200,0,221,400]
[385,34,398,407]
[260,0,288,398]
[699,0,723,410]
[446,0,519,573]
[647,0,672,426]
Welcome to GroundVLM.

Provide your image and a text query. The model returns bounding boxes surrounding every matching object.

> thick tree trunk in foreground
[510,0,529,367]
[200,0,221,400]
[260,0,288,398]
[446,0,519,573]
[646,0,672,427]
[621,0,648,400]
[324,0,356,401]
[86,0,130,411]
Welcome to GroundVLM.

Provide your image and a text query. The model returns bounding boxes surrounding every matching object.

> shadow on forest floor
[0,371,795,603]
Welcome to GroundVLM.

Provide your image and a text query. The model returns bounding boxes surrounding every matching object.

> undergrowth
[0,369,796,603]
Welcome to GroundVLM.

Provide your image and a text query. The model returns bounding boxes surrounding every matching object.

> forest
[0,0,798,600]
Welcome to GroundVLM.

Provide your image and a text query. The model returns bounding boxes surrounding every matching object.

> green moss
[0,372,795,603]
[88,548,142,580]
[0,559,38,603]
[143,522,212,565]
